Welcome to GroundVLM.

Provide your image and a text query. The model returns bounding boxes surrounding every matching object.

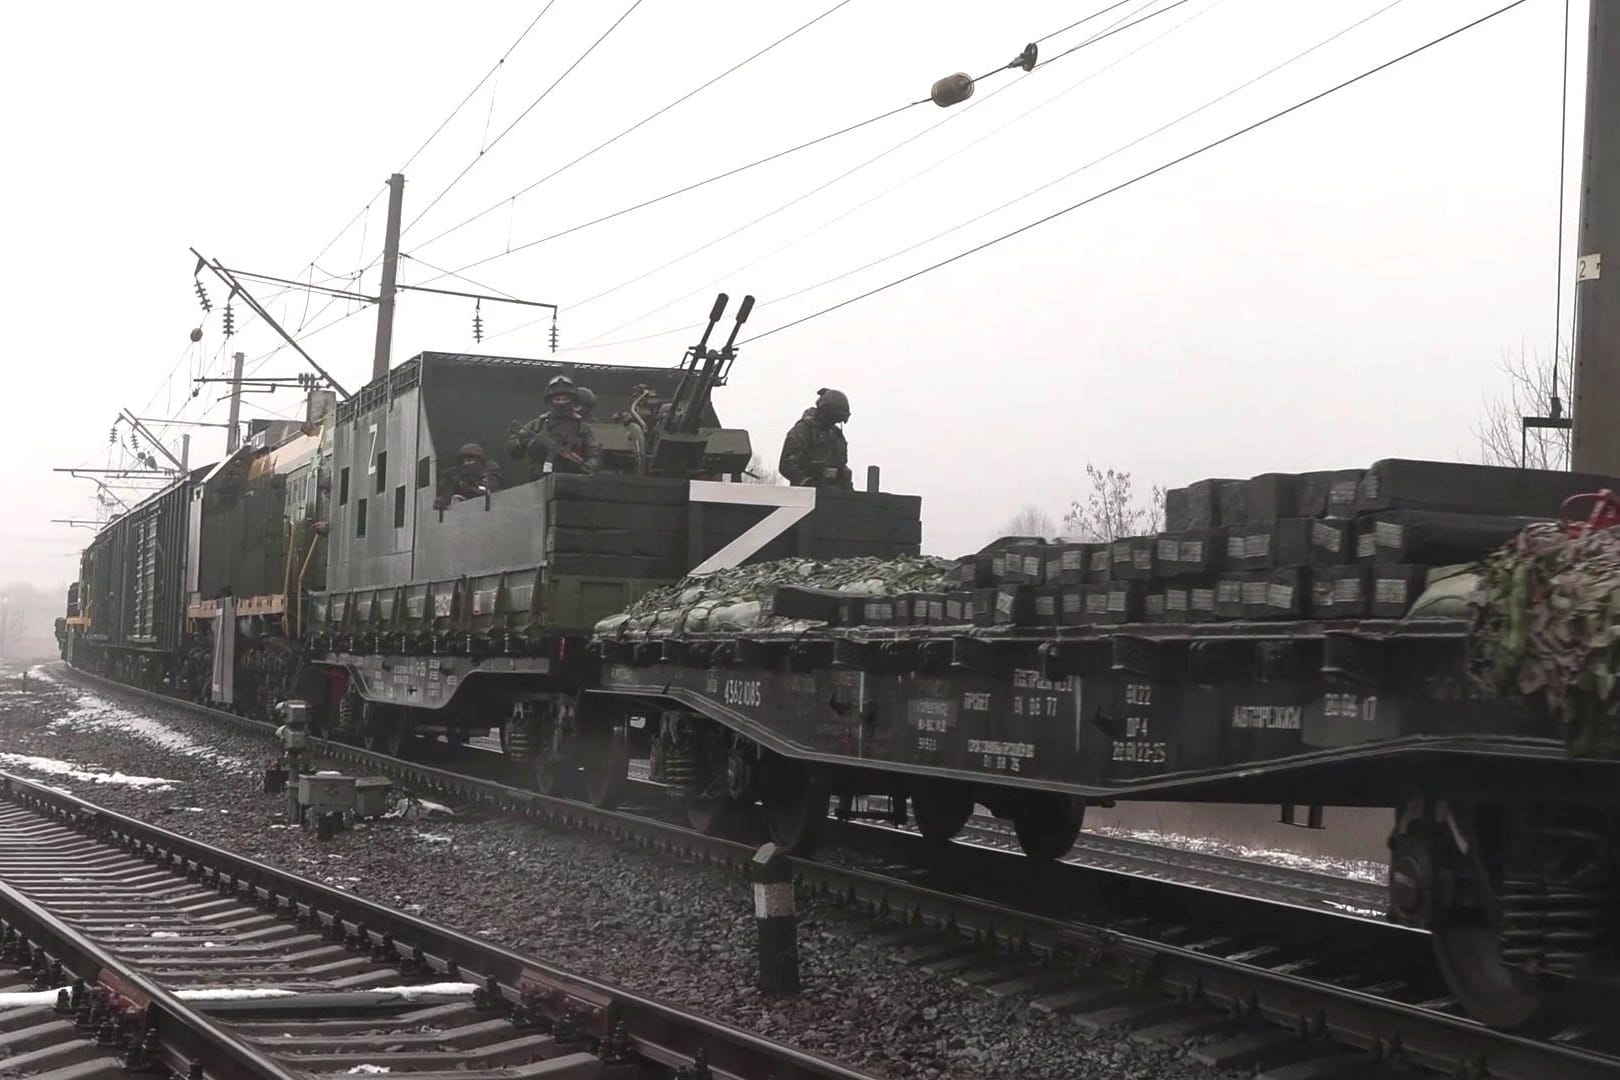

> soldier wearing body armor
[509,376,602,479]
[436,443,502,509]
[780,388,852,489]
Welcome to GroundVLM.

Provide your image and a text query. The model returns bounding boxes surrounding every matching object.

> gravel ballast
[0,668,1248,1080]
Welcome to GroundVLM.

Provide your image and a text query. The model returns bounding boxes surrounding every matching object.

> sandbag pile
[594,555,955,637]
[1471,522,1620,756]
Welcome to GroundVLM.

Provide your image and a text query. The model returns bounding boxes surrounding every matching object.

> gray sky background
[0,0,1585,590]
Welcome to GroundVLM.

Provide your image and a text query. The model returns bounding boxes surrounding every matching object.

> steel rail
[0,770,872,1080]
[53,664,1620,1080]
[0,854,304,1078]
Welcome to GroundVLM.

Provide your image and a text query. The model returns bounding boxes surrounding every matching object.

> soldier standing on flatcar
[779,388,853,489]
[509,376,601,479]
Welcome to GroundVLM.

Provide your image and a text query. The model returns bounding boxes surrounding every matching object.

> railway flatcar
[58,299,1620,1031]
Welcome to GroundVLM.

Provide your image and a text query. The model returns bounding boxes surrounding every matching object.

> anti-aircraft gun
[618,293,755,479]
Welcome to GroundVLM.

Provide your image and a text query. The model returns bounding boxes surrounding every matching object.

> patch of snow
[174,988,299,1001]
[346,1068,391,1076]
[365,983,478,1000]
[386,797,454,820]
[149,931,181,939]
[0,752,179,790]
[48,693,250,770]
[0,987,69,1009]
[418,832,453,844]
[1086,825,1387,884]
[1325,900,1387,919]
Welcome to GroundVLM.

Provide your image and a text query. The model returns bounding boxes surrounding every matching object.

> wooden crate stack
[932,459,1617,628]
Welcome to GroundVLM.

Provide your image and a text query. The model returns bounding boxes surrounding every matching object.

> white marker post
[751,843,799,994]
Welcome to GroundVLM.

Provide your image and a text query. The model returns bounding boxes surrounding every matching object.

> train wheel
[577,715,628,810]
[1391,800,1562,1032]
[361,702,411,758]
[687,795,739,835]
[912,785,975,843]
[530,703,579,800]
[762,757,825,856]
[1431,914,1555,1031]
[1010,794,1084,861]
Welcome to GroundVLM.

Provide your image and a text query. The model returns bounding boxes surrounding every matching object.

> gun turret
[644,293,755,478]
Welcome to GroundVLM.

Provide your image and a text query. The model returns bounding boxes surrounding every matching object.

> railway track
[0,769,876,1079]
[48,666,1620,1079]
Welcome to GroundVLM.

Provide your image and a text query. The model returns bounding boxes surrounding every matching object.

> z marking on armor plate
[687,481,816,575]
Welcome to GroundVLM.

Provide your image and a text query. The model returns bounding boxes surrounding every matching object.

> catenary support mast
[1572,1,1620,471]
[371,173,405,383]
[226,351,245,453]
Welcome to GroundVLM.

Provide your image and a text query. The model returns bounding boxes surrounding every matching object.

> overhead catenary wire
[405,0,865,256]
[417,100,918,279]
[563,0,1225,347]
[400,1,558,175]
[413,0,1188,281]
[261,3,560,300]
[1030,0,1200,71]
[480,0,1205,345]
[1031,0,1142,45]
[741,0,1536,347]
[400,0,650,240]
[398,253,523,301]
[739,0,1407,330]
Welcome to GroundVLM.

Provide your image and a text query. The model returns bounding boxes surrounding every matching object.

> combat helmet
[545,375,578,401]
[575,386,597,416]
[815,387,850,423]
[456,443,487,461]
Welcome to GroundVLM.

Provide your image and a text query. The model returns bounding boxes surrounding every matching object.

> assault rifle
[507,423,595,475]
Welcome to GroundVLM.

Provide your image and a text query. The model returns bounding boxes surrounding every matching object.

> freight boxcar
[72,473,197,687]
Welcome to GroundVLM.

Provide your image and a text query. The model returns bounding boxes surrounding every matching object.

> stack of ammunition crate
[916,459,1612,629]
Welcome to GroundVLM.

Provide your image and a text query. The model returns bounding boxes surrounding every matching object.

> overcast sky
[0,0,1587,589]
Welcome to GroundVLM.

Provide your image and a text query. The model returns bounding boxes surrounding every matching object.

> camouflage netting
[594,555,955,637]
[1471,522,1620,755]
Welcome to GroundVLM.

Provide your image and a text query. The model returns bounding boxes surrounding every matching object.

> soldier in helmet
[575,386,597,421]
[436,443,502,509]
[779,388,853,489]
[509,375,601,479]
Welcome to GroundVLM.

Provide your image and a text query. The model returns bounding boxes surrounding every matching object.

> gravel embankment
[0,668,1244,1080]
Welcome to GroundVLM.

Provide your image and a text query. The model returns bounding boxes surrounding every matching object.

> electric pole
[371,172,405,383]
[226,350,245,453]
[1572,2,1620,472]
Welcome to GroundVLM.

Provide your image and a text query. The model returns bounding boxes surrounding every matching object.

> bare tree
[1062,464,1165,542]
[996,505,1058,539]
[1477,345,1572,470]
